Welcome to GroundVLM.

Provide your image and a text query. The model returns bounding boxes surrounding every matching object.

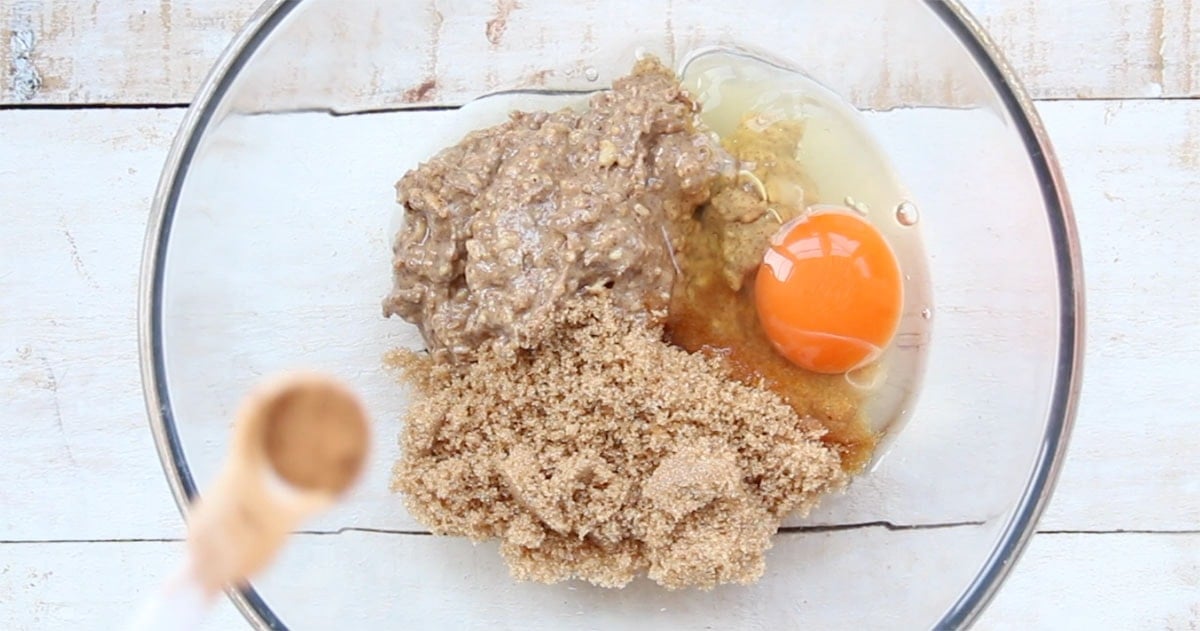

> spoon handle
[127,564,213,631]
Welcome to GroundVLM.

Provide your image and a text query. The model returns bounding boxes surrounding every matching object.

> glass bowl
[139,0,1084,627]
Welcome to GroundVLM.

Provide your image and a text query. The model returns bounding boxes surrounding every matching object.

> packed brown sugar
[384,57,885,589]
[388,299,845,589]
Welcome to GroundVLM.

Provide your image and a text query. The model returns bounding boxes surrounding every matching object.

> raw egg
[755,208,903,374]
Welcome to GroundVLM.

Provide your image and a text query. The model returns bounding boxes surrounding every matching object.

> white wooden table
[1,0,1198,628]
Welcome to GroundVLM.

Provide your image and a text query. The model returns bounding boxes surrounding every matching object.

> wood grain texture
[0,108,189,540]
[0,540,244,630]
[1034,98,1200,532]
[983,532,1200,630]
[1,532,1195,629]
[2,0,1199,105]
[2,0,255,105]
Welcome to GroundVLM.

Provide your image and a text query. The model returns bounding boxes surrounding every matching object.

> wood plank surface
[2,0,1198,627]
[1035,98,1200,532]
[3,0,1200,106]
[0,108,188,540]
[1,532,1195,629]
[2,97,1197,540]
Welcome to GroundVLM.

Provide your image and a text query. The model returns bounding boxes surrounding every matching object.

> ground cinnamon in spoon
[389,298,845,589]
[262,380,369,495]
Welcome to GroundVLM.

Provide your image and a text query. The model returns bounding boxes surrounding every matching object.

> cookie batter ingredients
[381,54,893,590]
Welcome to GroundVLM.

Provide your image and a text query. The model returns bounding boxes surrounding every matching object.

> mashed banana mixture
[383,58,720,362]
[385,58,850,589]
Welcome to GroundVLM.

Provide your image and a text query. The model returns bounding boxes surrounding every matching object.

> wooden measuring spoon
[129,372,370,630]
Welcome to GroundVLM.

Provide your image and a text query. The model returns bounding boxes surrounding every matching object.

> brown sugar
[389,297,846,589]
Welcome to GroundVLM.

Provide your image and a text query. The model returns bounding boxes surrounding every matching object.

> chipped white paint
[8,29,41,101]
[1,0,1199,627]
[7,0,43,101]
[2,0,1200,105]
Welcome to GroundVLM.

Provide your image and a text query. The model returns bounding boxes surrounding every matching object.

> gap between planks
[5,94,1200,116]
[5,525,1200,545]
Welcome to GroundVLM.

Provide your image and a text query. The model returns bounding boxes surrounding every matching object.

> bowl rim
[137,1,1085,628]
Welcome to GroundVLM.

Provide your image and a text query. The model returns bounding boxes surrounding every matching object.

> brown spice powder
[262,380,369,496]
[390,298,846,589]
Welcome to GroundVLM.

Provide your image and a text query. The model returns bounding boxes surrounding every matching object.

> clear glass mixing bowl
[139,0,1084,627]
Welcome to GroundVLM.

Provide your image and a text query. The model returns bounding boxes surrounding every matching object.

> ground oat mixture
[385,57,854,589]
[389,299,845,589]
[383,58,721,362]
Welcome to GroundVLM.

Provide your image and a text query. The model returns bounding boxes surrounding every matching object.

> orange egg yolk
[755,208,903,374]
